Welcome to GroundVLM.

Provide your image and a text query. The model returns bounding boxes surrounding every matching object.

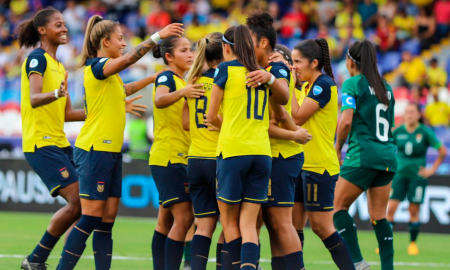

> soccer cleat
[354,260,371,270]
[408,242,419,255]
[20,257,48,270]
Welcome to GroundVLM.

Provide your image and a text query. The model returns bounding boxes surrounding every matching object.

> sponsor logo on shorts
[103,140,112,144]
[97,182,105,192]
[60,167,69,178]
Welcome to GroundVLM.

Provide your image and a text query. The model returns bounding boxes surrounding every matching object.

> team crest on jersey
[313,85,323,95]
[97,182,105,193]
[99,58,108,63]
[214,69,219,78]
[279,69,288,77]
[30,59,39,68]
[416,133,423,143]
[60,167,69,178]
[158,75,168,83]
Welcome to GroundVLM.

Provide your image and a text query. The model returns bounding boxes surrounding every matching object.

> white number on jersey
[376,103,389,142]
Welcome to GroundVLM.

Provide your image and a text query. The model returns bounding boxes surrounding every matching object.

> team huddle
[19,5,447,270]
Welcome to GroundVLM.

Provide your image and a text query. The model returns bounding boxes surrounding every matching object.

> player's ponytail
[348,40,389,106]
[152,36,180,65]
[294,38,335,82]
[17,7,59,48]
[223,25,260,72]
[79,15,118,67]
[186,32,223,83]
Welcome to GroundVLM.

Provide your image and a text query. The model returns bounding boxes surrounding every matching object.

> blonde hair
[78,15,119,68]
[186,32,224,83]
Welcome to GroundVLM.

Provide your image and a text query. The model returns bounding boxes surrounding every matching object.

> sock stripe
[216,263,222,266]
[232,261,241,265]
[75,226,90,236]
[327,242,341,251]
[38,243,52,251]
[241,263,256,269]
[93,229,111,233]
[195,254,209,260]
[221,250,228,254]
[64,249,82,257]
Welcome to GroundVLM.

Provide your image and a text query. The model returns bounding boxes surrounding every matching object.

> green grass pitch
[1,212,449,270]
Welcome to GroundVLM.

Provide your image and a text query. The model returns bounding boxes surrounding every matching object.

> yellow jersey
[214,59,271,158]
[299,75,340,175]
[149,70,191,166]
[187,68,219,159]
[75,58,126,153]
[425,101,450,127]
[21,48,70,152]
[266,62,303,158]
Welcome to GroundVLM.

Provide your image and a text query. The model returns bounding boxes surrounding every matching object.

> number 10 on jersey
[246,85,268,120]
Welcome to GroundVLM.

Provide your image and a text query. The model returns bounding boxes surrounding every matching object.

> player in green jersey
[387,103,447,255]
[334,40,397,270]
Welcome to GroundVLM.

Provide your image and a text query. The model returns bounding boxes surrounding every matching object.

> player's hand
[418,167,434,179]
[58,71,69,98]
[269,53,289,67]
[158,23,184,39]
[149,69,166,84]
[125,95,147,116]
[291,66,298,86]
[294,127,312,144]
[203,114,220,131]
[182,77,205,98]
[246,70,272,88]
[337,150,344,166]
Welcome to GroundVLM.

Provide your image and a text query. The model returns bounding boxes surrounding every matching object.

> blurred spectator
[378,0,397,21]
[317,23,339,58]
[0,13,12,46]
[427,58,448,88]
[183,4,208,25]
[205,13,228,35]
[414,7,436,50]
[63,0,86,34]
[374,15,397,52]
[335,2,364,40]
[146,3,171,35]
[299,0,318,28]
[211,0,234,15]
[172,0,190,22]
[358,0,378,28]
[86,0,107,19]
[317,0,339,26]
[195,0,211,16]
[434,0,450,39]
[9,0,29,17]
[393,8,415,41]
[185,14,207,42]
[425,91,450,128]
[398,0,420,16]
[397,51,427,87]
[280,0,309,39]
[409,85,427,111]
[268,1,281,31]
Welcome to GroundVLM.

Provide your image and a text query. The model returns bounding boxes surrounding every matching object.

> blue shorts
[24,146,78,197]
[187,158,219,217]
[295,170,338,212]
[151,162,190,208]
[216,155,271,204]
[265,153,304,208]
[74,147,122,200]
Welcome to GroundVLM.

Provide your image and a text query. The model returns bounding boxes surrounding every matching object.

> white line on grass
[1,254,449,268]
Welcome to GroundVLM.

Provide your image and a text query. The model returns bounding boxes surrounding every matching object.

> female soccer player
[18,7,85,270]
[150,34,206,270]
[333,40,397,270]
[290,38,355,270]
[56,16,183,270]
[246,12,311,270]
[181,32,224,270]
[387,103,447,255]
[207,25,272,270]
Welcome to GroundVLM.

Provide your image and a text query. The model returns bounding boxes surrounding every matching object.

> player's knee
[174,215,194,231]
[65,202,81,220]
[311,224,333,238]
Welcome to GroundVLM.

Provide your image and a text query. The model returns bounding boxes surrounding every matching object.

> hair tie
[222,35,234,46]
[205,37,209,44]
[347,49,360,65]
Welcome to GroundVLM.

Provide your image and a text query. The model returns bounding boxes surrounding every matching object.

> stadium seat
[401,39,421,56]
[381,51,401,73]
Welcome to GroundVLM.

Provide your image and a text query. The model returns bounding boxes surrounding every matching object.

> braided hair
[293,37,335,81]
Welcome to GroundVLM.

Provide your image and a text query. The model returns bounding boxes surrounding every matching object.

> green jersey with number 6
[341,74,397,172]
[393,124,442,177]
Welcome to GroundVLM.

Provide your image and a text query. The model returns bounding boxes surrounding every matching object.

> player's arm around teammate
[246,12,310,270]
[386,103,447,255]
[333,40,398,270]
[56,16,183,270]
[290,39,355,270]
[181,32,226,270]
[149,35,205,270]
[17,7,84,270]
[207,25,272,270]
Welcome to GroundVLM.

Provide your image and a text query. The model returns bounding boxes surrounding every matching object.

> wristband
[267,75,276,85]
[54,89,60,100]
[151,32,161,43]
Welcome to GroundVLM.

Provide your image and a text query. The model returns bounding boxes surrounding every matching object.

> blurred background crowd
[0,0,449,169]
